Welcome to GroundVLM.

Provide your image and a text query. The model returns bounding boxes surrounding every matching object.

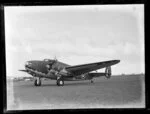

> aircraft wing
[65,60,120,75]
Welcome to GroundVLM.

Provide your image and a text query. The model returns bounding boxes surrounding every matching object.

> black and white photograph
[5,5,145,110]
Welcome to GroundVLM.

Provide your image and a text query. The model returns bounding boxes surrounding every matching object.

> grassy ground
[7,75,145,110]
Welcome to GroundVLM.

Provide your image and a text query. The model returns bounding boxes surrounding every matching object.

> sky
[5,5,145,77]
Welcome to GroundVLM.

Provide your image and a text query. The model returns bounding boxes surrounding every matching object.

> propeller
[47,56,64,79]
[46,56,57,71]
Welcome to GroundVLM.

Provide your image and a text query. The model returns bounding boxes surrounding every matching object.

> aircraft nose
[25,61,32,69]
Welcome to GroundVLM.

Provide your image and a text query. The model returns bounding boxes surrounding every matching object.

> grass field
[6,75,145,110]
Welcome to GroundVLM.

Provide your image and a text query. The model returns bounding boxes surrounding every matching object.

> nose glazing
[25,61,32,68]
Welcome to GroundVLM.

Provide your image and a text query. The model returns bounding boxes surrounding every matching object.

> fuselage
[24,59,93,81]
[25,60,70,74]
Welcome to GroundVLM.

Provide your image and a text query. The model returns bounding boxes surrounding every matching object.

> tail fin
[54,55,58,62]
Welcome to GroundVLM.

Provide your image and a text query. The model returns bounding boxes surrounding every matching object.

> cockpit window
[44,59,56,64]
[44,59,51,62]
[44,59,55,62]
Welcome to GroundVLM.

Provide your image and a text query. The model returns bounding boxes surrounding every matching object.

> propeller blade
[19,70,27,72]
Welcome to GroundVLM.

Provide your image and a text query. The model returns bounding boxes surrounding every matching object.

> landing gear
[56,78,64,86]
[90,79,94,83]
[34,77,41,86]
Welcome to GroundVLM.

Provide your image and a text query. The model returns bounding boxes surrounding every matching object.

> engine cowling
[105,66,111,79]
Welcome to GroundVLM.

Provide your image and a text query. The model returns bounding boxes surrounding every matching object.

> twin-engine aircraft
[19,59,120,86]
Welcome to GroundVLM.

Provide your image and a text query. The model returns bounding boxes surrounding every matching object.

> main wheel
[90,80,94,83]
[56,79,64,86]
[34,78,41,86]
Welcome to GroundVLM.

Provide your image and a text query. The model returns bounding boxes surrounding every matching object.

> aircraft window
[44,59,55,63]
[44,59,50,61]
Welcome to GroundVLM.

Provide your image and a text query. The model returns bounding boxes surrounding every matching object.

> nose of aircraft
[25,61,32,69]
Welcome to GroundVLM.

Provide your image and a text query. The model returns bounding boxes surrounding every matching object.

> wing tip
[115,60,120,63]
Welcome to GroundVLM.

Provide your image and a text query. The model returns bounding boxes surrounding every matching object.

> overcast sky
[5,5,144,77]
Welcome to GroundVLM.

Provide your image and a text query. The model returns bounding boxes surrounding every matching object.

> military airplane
[19,58,120,86]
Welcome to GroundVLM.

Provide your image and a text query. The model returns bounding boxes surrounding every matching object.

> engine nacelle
[105,66,111,79]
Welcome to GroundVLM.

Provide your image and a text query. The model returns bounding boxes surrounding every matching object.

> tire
[91,80,94,83]
[34,78,41,86]
[56,79,64,86]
